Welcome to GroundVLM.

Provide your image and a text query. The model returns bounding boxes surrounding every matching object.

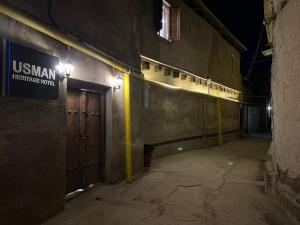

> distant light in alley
[267,105,272,111]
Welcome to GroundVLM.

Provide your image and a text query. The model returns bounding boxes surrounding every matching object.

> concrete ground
[42,139,297,225]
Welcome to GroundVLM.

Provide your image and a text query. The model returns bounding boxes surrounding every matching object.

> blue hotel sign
[1,40,59,99]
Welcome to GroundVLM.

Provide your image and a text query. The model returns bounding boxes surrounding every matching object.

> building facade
[140,0,245,157]
[0,1,143,224]
[264,0,300,219]
[0,0,245,224]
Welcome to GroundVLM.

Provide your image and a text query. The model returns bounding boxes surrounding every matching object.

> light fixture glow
[267,105,272,111]
[56,61,74,80]
[146,79,240,103]
[64,62,74,77]
[113,75,123,91]
[149,79,181,90]
[56,63,65,74]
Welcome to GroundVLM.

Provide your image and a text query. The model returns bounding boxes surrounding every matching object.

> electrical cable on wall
[245,24,265,81]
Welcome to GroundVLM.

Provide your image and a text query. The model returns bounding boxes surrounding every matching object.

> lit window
[158,1,181,41]
[159,1,171,40]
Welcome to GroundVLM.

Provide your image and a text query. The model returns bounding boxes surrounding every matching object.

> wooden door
[84,91,101,186]
[66,88,104,194]
[66,88,83,194]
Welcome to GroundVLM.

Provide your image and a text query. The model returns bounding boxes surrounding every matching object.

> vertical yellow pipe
[217,97,223,146]
[124,73,132,182]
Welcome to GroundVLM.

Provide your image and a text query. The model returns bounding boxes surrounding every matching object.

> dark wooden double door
[66,88,105,194]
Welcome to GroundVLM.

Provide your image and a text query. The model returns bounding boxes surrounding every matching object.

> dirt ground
[42,139,298,225]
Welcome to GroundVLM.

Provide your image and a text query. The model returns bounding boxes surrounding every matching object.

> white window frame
[158,0,171,40]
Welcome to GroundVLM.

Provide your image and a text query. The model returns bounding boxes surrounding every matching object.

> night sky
[202,0,271,96]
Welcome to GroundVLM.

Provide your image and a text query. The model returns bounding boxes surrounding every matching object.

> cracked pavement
[42,139,297,225]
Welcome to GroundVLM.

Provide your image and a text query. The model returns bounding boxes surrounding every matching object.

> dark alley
[0,0,300,224]
[42,139,296,225]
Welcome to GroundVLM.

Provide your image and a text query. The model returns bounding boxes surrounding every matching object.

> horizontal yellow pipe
[141,55,242,94]
[146,79,240,103]
[0,1,128,74]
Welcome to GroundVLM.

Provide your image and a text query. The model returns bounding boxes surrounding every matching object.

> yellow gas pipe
[0,1,128,74]
[217,98,223,146]
[124,73,132,182]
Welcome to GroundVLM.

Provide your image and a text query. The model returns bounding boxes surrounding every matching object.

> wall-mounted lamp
[56,61,74,80]
[64,62,74,77]
[113,74,123,91]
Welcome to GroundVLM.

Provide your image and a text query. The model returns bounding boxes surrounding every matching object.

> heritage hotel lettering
[12,60,56,87]
[2,40,59,99]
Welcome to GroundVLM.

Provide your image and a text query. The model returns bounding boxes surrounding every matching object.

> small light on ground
[177,146,183,151]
